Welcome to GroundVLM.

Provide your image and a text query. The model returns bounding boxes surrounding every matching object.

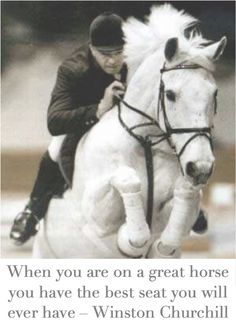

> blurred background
[1,1,235,258]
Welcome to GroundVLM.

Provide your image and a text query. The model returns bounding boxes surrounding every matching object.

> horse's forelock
[123,4,214,75]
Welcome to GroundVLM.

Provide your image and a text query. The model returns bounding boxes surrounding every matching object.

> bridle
[158,63,215,158]
[116,61,217,228]
[117,61,216,157]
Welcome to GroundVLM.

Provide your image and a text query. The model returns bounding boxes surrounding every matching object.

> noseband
[116,62,216,228]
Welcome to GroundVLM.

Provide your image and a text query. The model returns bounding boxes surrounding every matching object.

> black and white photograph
[1,0,235,259]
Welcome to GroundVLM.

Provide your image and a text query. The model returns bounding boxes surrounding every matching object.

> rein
[117,99,169,228]
[117,62,216,229]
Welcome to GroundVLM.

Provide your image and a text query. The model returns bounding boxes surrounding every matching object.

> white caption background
[0,259,235,326]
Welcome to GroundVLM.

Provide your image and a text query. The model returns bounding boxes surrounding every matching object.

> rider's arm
[47,64,99,136]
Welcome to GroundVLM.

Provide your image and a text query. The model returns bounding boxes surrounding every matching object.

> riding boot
[30,151,65,200]
[10,151,65,245]
[59,134,80,187]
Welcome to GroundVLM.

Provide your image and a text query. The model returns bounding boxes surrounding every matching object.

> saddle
[58,134,81,188]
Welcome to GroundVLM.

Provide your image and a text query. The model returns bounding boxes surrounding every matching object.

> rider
[10,12,127,245]
[10,12,207,246]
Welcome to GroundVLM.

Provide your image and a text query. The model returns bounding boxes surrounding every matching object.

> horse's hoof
[117,224,149,258]
[192,209,208,234]
[147,239,181,259]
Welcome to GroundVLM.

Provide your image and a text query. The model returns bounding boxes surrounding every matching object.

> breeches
[48,135,66,162]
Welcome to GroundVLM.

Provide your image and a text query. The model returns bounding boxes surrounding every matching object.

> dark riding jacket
[47,44,127,137]
[47,44,127,185]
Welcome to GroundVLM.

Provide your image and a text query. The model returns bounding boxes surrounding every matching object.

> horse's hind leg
[111,166,151,257]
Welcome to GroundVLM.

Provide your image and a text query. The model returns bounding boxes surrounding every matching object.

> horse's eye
[166,90,176,102]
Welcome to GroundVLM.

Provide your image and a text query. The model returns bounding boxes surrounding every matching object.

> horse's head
[123,5,227,186]
[158,36,227,186]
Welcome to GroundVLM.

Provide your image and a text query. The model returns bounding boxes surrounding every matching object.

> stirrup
[10,211,40,246]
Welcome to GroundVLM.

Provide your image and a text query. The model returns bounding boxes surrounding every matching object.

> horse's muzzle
[185,161,214,185]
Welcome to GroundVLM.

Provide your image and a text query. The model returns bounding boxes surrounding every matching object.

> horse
[32,4,227,258]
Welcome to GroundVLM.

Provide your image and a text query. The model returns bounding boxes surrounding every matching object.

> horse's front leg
[111,166,151,257]
[148,177,200,258]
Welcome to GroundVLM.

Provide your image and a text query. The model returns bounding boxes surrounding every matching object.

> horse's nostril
[185,162,214,184]
[186,162,197,177]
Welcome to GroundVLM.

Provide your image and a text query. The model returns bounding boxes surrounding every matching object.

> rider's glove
[96,81,126,119]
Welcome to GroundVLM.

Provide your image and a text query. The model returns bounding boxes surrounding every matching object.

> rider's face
[90,46,124,75]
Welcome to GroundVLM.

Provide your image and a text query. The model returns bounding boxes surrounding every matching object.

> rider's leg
[58,134,81,187]
[10,136,66,245]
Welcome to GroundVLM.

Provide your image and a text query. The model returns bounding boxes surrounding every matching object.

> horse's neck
[119,51,165,138]
[124,51,163,122]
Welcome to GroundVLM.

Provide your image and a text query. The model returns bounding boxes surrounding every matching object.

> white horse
[33,4,226,258]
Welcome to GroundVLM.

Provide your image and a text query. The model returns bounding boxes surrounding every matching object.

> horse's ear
[202,36,227,62]
[165,38,178,62]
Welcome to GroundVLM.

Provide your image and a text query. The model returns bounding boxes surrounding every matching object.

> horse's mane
[123,4,214,74]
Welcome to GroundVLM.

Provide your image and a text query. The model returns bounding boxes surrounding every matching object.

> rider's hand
[96,81,126,119]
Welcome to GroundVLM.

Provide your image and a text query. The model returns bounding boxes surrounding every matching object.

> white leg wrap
[121,192,150,246]
[161,179,200,248]
[117,192,150,258]
[111,167,151,257]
